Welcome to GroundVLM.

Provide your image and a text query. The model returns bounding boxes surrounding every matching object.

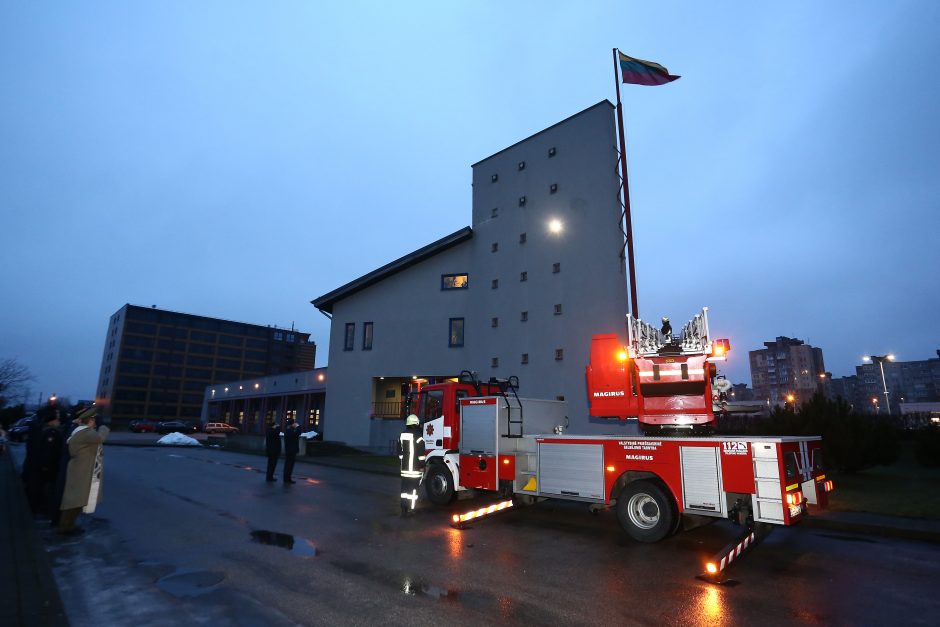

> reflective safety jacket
[398,426,426,479]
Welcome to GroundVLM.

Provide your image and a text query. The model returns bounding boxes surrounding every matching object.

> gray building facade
[313,101,634,449]
[749,336,826,406]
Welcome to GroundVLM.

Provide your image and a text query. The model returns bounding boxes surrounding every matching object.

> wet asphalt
[26,445,940,626]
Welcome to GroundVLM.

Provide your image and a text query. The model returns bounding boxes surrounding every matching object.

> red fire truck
[412,358,832,547]
[586,307,730,434]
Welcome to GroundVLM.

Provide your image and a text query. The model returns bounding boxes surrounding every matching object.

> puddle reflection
[250,530,318,557]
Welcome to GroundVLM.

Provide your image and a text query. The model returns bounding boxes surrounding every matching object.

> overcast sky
[2,1,938,404]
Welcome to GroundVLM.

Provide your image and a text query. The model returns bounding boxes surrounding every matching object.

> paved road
[27,445,940,626]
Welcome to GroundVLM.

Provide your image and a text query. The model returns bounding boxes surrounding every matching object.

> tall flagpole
[612,47,640,320]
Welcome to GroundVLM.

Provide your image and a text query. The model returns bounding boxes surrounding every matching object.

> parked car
[8,415,37,442]
[203,422,239,434]
[156,420,198,434]
[129,419,156,433]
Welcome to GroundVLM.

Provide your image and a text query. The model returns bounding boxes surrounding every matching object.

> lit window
[449,318,464,347]
[344,323,355,351]
[441,273,469,290]
[362,322,373,350]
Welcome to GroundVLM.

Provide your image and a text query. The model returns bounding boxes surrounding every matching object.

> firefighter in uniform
[398,414,425,516]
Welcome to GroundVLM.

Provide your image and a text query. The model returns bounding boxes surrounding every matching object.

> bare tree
[0,358,33,408]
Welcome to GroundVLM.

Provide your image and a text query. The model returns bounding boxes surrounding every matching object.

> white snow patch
[157,432,202,446]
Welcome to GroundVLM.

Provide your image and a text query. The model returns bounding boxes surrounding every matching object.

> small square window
[554,304,562,315]
[491,279,499,289]
[491,357,499,368]
[491,173,498,183]
[491,317,499,328]
[553,262,561,274]
[555,348,564,361]
[520,271,527,282]
[491,207,498,218]
[548,147,556,157]
[519,232,527,244]
[518,161,525,171]
[520,311,528,322]
[519,196,526,207]
[550,183,558,194]
[491,242,498,252]
[521,353,529,365]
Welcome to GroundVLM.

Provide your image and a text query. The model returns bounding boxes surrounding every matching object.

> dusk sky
[2,2,938,404]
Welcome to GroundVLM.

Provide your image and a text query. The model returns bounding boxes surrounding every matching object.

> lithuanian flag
[618,52,680,86]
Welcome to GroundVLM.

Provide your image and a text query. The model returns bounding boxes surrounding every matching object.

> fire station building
[313,101,636,451]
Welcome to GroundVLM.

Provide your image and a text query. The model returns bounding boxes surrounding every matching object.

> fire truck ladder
[627,307,712,358]
[488,375,523,438]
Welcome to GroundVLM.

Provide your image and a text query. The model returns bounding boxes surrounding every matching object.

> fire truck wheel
[616,480,676,543]
[425,463,455,505]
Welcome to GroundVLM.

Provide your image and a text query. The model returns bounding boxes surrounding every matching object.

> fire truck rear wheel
[425,463,455,505]
[616,480,676,543]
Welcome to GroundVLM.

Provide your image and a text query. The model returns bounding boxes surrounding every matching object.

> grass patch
[828,441,940,520]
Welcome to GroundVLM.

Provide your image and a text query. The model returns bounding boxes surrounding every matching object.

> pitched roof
[311,226,473,314]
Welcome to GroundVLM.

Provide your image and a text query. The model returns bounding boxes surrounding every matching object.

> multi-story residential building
[96,304,315,426]
[854,350,940,414]
[749,336,825,406]
[825,373,862,409]
[312,101,635,449]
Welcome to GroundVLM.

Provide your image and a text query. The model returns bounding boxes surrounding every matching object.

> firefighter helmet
[405,414,419,426]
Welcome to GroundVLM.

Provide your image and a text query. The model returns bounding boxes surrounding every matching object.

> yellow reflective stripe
[786,483,799,491]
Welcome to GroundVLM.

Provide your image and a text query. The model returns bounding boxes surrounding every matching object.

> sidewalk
[0,450,69,627]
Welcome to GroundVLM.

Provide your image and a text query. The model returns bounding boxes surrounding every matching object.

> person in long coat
[283,418,301,484]
[59,406,110,534]
[265,418,281,482]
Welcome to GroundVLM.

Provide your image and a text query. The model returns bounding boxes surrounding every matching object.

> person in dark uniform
[38,410,63,517]
[283,418,301,484]
[23,405,55,514]
[398,414,425,516]
[265,418,281,482]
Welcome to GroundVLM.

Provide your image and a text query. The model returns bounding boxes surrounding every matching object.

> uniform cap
[405,414,419,426]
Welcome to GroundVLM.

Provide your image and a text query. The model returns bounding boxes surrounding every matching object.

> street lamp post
[863,354,895,415]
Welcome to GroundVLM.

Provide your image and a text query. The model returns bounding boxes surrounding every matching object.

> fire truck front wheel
[616,480,676,543]
[425,463,456,505]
